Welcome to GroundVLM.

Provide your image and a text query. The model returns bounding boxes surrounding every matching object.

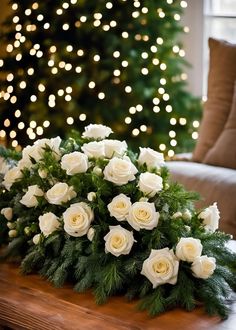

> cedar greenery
[0,127,236,319]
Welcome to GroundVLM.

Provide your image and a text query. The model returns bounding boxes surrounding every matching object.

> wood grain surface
[0,241,236,330]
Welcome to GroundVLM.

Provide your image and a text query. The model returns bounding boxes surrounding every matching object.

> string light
[79,114,86,121]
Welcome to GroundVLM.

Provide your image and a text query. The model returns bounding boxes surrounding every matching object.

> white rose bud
[104,225,135,257]
[33,233,41,245]
[24,226,31,236]
[61,151,89,175]
[87,227,95,241]
[3,166,22,190]
[39,212,60,237]
[176,237,203,262]
[87,192,96,202]
[172,212,182,219]
[127,201,159,231]
[7,222,15,229]
[183,209,192,221]
[82,124,113,140]
[103,139,128,158]
[9,229,17,238]
[139,197,149,202]
[20,185,44,208]
[1,207,13,221]
[138,147,165,170]
[191,255,216,279]
[63,202,94,237]
[138,172,163,197]
[38,168,48,178]
[141,248,179,288]
[103,156,138,186]
[198,202,220,232]
[81,141,105,158]
[93,166,103,176]
[107,194,131,221]
[46,182,76,205]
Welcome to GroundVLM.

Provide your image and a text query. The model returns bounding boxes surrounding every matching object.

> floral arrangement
[0,124,235,319]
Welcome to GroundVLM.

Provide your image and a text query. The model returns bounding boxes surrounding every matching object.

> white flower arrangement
[0,124,235,318]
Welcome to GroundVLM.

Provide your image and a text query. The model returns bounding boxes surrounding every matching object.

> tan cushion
[203,83,236,169]
[192,38,236,162]
[167,161,236,237]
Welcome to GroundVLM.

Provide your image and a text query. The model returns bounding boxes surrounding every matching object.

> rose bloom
[107,193,131,221]
[46,182,76,205]
[20,185,44,208]
[103,139,128,158]
[103,156,138,186]
[191,255,216,279]
[81,141,105,158]
[1,207,13,221]
[82,124,113,140]
[176,237,203,262]
[61,151,89,175]
[138,172,163,197]
[141,248,179,288]
[3,166,23,190]
[104,225,135,257]
[138,147,165,170]
[198,202,220,232]
[127,201,160,231]
[63,202,94,237]
[19,137,62,169]
[39,212,60,237]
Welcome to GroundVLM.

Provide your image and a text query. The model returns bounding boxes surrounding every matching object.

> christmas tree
[0,0,201,156]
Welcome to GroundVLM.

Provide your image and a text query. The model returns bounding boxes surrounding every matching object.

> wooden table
[0,242,236,330]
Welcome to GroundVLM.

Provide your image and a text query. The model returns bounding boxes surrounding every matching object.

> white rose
[104,225,135,257]
[176,237,203,262]
[107,193,131,221]
[20,185,44,208]
[8,229,17,238]
[46,182,76,205]
[38,168,47,178]
[191,255,216,279]
[92,166,103,176]
[1,207,13,221]
[34,136,61,160]
[198,202,220,232]
[61,151,89,175]
[103,139,128,158]
[82,124,113,140]
[63,202,94,237]
[138,147,165,170]
[32,234,41,245]
[87,227,95,241]
[81,141,105,158]
[103,156,138,186]
[87,192,96,202]
[3,166,23,190]
[39,212,60,237]
[0,157,9,175]
[172,212,182,219]
[138,172,163,197]
[127,201,159,231]
[183,209,192,221]
[141,248,179,288]
[20,137,62,167]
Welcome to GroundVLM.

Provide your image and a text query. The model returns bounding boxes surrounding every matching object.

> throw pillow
[192,38,236,162]
[203,82,236,169]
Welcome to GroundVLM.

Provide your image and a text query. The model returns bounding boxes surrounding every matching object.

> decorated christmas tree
[0,0,201,156]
